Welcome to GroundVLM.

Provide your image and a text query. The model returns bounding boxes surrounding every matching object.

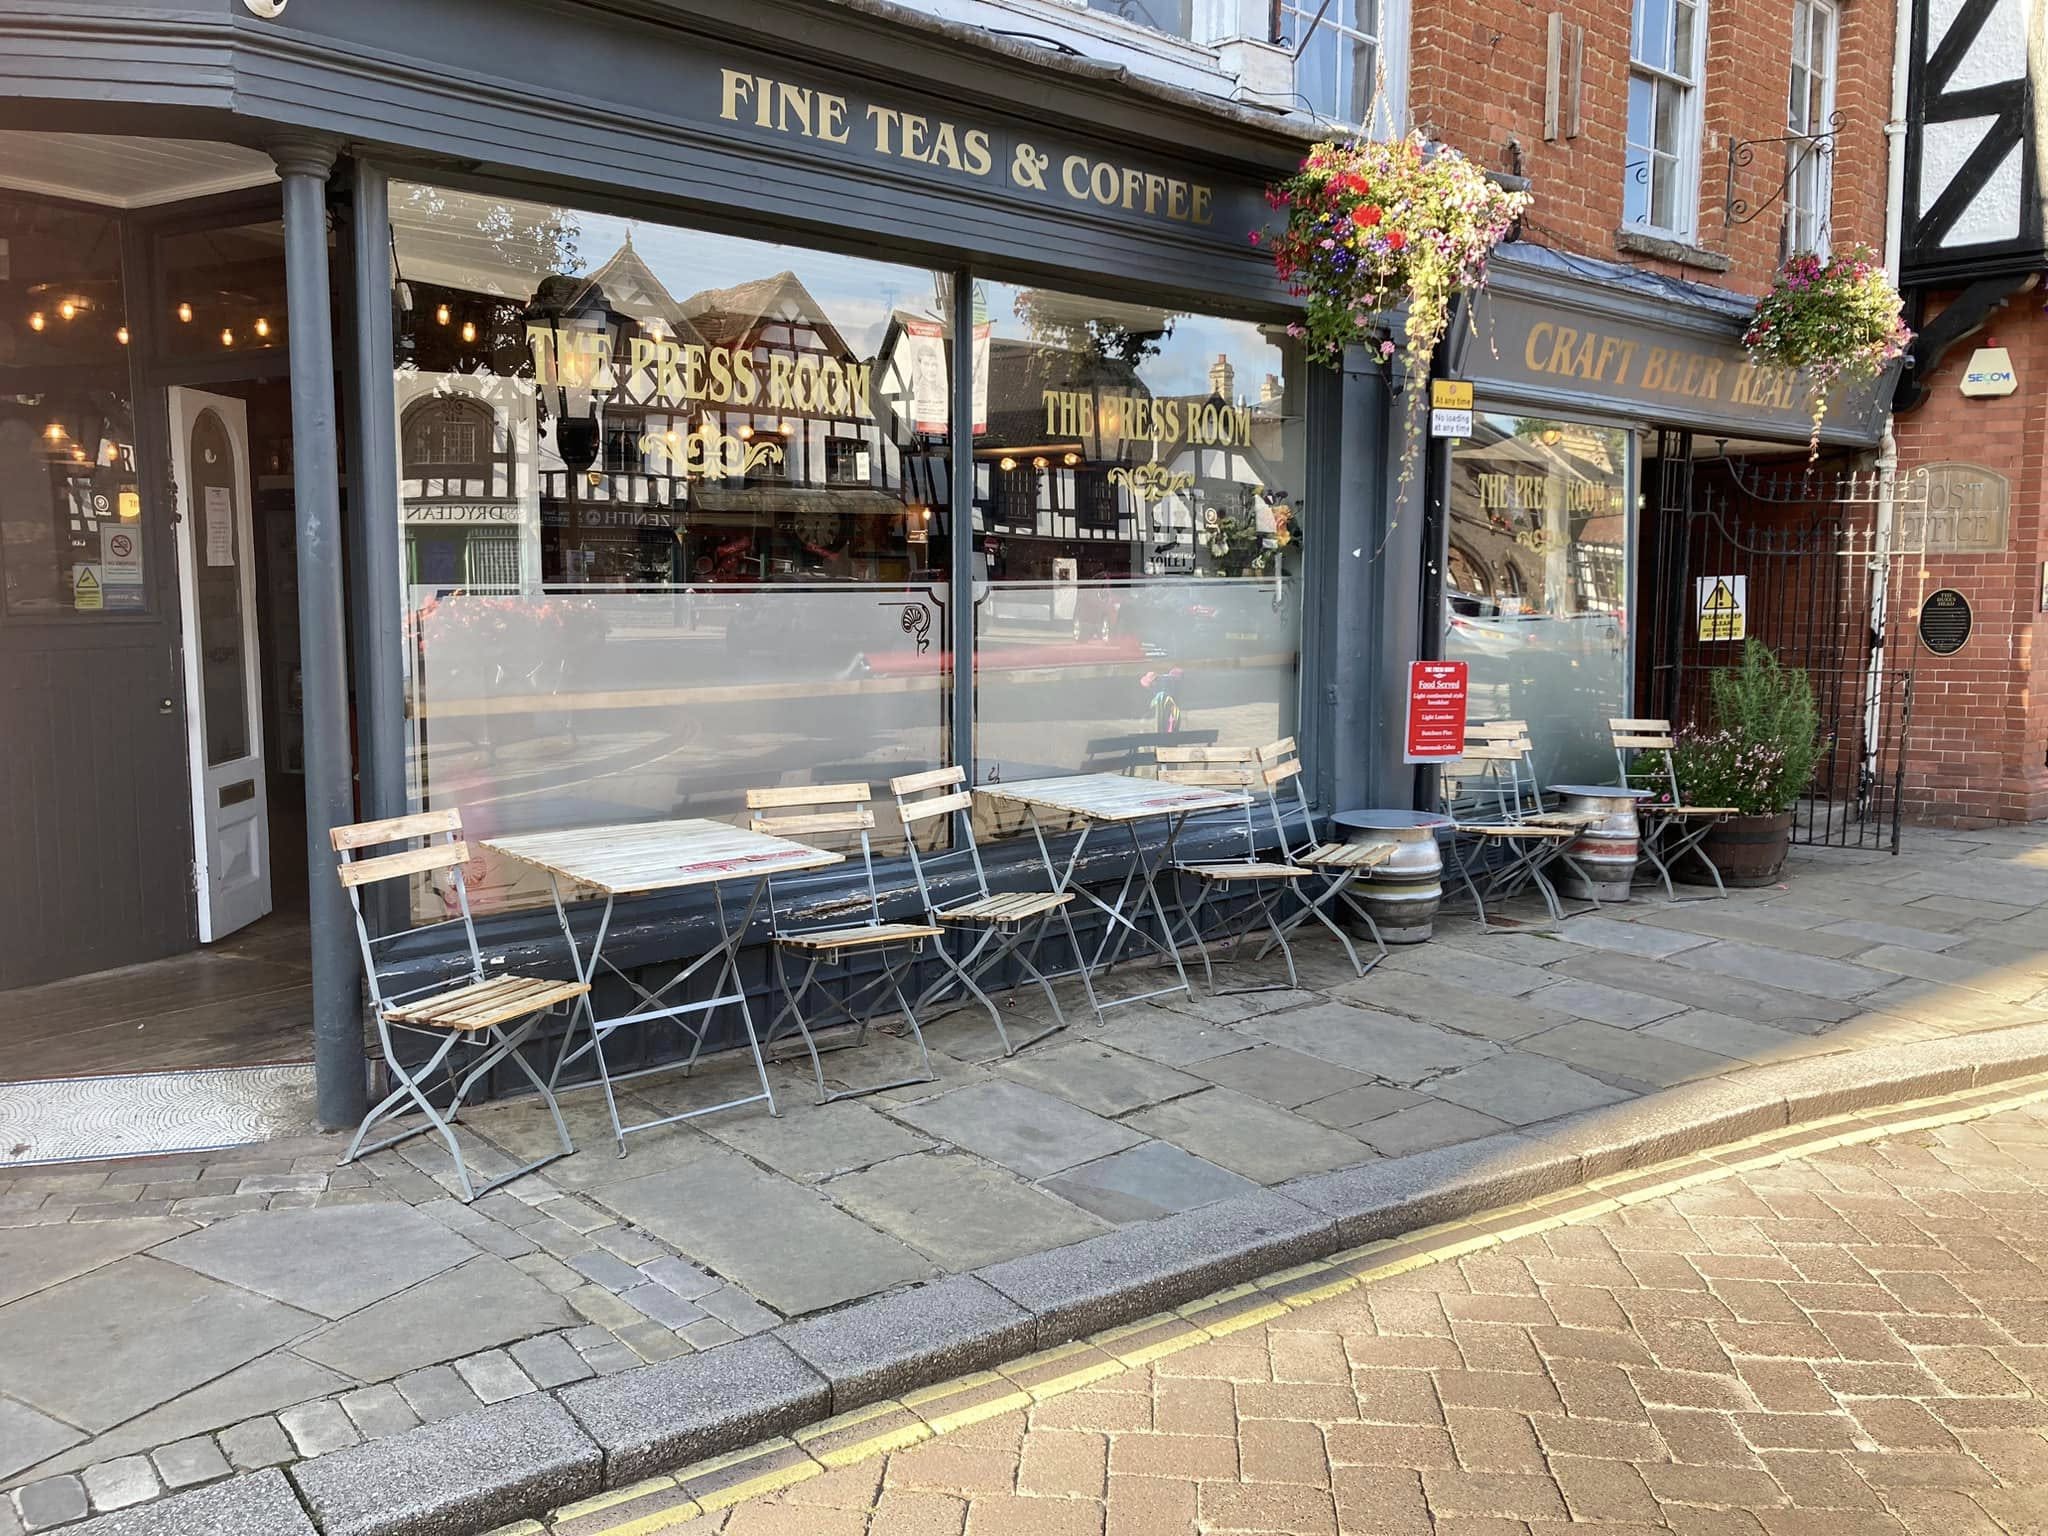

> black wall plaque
[1918,588,1973,656]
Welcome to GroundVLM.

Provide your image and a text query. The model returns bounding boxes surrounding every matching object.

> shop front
[0,1,1404,1125]
[1438,246,1895,802]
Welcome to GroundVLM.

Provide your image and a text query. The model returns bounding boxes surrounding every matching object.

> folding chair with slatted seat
[332,810,586,1202]
[747,783,946,1103]
[1246,737,1391,977]
[892,766,1097,1056]
[1155,744,1315,992]
[1443,724,1597,928]
[1612,717,1735,899]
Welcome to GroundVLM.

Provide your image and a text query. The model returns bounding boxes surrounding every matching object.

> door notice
[1697,575,1746,642]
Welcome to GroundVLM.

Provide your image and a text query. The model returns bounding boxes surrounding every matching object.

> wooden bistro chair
[1446,722,1597,928]
[1155,743,1315,993]
[746,783,945,1103]
[1612,717,1735,899]
[332,810,586,1203]
[892,766,1096,1056]
[1250,737,1393,977]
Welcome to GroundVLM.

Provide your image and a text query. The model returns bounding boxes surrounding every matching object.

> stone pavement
[664,1091,2048,1536]
[8,822,2048,1530]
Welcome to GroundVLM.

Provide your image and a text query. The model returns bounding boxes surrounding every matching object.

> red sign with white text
[1404,660,1470,763]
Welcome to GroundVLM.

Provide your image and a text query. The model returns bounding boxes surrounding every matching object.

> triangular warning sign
[1702,579,1737,612]
[75,569,99,592]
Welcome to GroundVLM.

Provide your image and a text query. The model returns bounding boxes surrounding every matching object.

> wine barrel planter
[1693,811,1794,887]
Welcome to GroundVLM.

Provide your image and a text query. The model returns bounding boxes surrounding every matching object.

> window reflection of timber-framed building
[978,331,1293,583]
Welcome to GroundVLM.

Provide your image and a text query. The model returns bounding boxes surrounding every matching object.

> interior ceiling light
[177,302,193,323]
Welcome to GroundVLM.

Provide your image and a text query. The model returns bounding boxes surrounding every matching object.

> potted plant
[1742,248,1911,459]
[1255,135,1530,486]
[1669,640,1825,885]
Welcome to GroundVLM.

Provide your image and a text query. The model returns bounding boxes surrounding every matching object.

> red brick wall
[1408,0,1894,294]
[1891,303,2048,826]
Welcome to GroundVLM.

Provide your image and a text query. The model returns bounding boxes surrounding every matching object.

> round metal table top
[1548,784,1655,800]
[1332,809,1457,832]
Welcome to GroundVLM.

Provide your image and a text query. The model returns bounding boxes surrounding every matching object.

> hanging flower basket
[1742,248,1911,458]
[1254,135,1531,485]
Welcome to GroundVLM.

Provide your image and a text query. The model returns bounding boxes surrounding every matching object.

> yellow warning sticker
[1697,575,1745,642]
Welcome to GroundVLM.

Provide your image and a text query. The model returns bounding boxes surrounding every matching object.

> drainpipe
[273,133,367,1131]
[1861,0,1913,824]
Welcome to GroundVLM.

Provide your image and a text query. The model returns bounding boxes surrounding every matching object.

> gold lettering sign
[1040,390,1253,449]
[527,325,874,419]
[1519,320,1801,410]
[718,67,1215,229]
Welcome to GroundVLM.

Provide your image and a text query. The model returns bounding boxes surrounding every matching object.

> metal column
[349,164,407,826]
[274,134,366,1130]
[949,271,975,780]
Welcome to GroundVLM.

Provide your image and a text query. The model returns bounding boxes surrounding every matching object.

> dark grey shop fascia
[0,0,1304,314]
[1464,245,1893,448]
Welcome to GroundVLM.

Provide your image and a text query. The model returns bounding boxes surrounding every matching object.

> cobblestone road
[705,1101,2048,1536]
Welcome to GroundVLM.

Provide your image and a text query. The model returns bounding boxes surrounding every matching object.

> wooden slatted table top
[978,773,1247,823]
[480,819,843,896]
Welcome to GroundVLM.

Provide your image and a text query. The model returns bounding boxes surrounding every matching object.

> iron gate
[1640,432,1926,852]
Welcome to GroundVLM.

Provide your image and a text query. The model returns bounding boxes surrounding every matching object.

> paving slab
[1337,971,1582,1043]
[1636,904,1881,958]
[0,1402,82,1485]
[1122,1088,1372,1183]
[696,1098,933,1183]
[1549,948,1859,1028]
[597,1145,930,1316]
[1519,1020,1742,1089]
[1533,980,1686,1030]
[1352,1099,1514,1158]
[1083,1006,1257,1065]
[294,1256,576,1384]
[154,1205,479,1320]
[1186,1043,1372,1107]
[0,1257,317,1433]
[1426,1052,1636,1127]
[824,1151,1108,1270]
[992,1041,1207,1117]
[1041,1141,1261,1224]
[1671,938,1895,1001]
[63,1469,313,1536]
[1639,1010,1835,1065]
[0,1218,192,1309]
[1296,1082,1426,1131]
[1546,916,1713,960]
[1378,943,1563,997]
[1235,1001,1496,1083]
[888,1081,1144,1180]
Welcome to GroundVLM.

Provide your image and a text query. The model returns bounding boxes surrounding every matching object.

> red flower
[1356,206,1383,228]
[1386,229,1407,251]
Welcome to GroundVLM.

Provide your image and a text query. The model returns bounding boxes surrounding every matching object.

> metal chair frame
[747,783,944,1103]
[1250,737,1391,977]
[1612,717,1732,900]
[1444,723,1600,928]
[332,810,581,1202]
[893,767,1096,1056]
[1157,743,1313,993]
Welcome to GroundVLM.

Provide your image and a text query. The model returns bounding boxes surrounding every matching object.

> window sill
[1612,228,1732,273]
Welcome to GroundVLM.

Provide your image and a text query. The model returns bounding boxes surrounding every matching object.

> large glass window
[970,283,1304,792]
[1784,0,1837,257]
[1444,414,1630,789]
[0,198,141,617]
[392,184,954,913]
[1282,0,1406,131]
[1626,0,1706,236]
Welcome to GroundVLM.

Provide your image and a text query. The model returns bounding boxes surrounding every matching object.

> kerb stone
[289,1394,599,1536]
[1282,1132,1582,1245]
[778,1274,1034,1413]
[64,1470,314,1536]
[1524,1077,1790,1180]
[556,1334,828,1487]
[973,1187,1332,1344]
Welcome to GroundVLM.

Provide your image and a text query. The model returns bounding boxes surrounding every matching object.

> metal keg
[1330,810,1454,944]
[1546,785,1651,903]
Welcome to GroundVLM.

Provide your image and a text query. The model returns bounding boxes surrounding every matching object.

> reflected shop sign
[1472,293,1893,443]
